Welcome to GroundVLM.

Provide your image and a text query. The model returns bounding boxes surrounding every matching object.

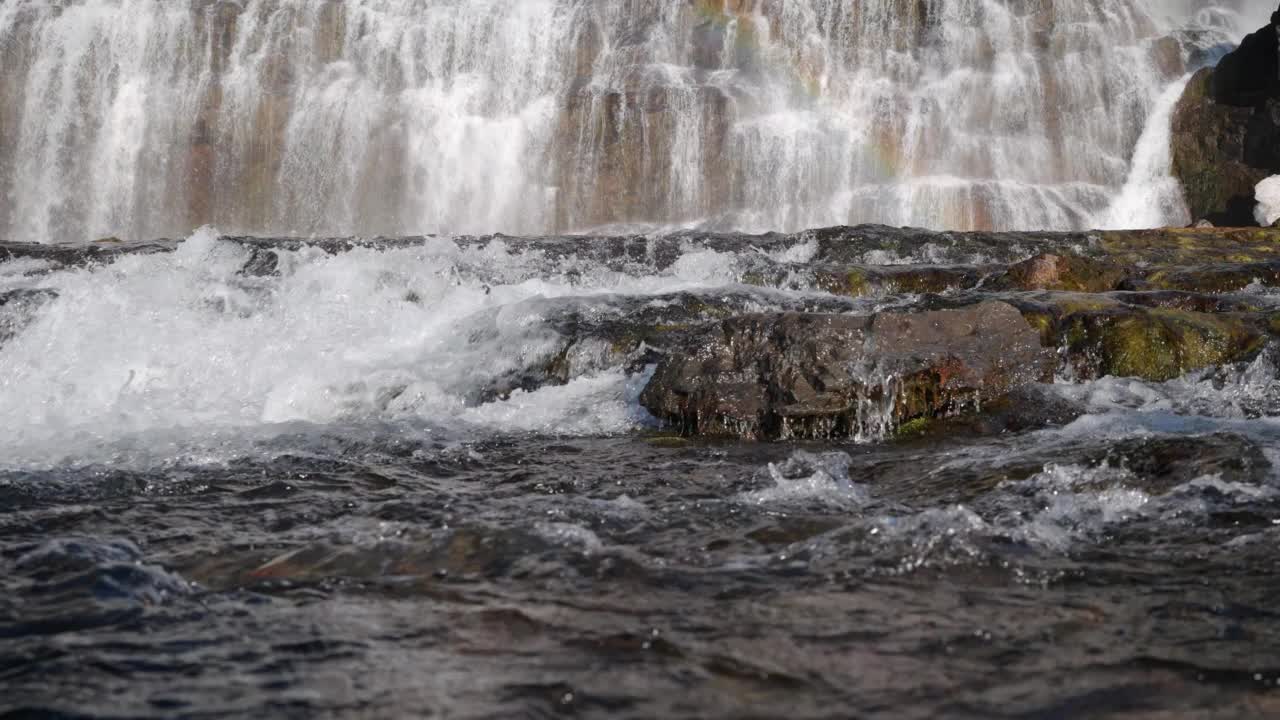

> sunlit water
[3,231,1280,717]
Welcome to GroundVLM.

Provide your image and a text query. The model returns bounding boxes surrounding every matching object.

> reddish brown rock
[639,301,1053,440]
[997,253,1128,293]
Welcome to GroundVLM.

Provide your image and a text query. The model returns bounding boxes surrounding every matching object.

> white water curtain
[0,0,1273,242]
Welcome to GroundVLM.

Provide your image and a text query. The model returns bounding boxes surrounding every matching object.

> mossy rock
[813,265,985,298]
[894,417,934,439]
[879,265,986,294]
[1169,68,1272,226]
[813,267,875,297]
[1096,228,1280,266]
[998,253,1127,293]
[1058,308,1264,381]
[1138,262,1280,294]
[1019,308,1058,346]
[740,269,781,288]
[1005,292,1267,381]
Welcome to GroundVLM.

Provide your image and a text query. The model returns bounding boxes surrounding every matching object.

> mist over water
[0,0,1274,242]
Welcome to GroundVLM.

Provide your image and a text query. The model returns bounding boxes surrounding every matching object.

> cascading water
[0,0,1274,243]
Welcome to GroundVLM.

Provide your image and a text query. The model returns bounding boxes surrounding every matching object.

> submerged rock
[892,383,1087,440]
[810,264,992,298]
[639,301,1053,440]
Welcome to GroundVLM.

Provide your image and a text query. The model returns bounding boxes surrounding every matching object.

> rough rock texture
[0,239,174,268]
[1171,8,1280,225]
[993,253,1130,293]
[639,301,1054,440]
[1136,261,1280,294]
[1000,293,1268,382]
[1054,307,1265,382]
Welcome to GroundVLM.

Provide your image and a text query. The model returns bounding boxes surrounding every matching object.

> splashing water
[740,450,869,505]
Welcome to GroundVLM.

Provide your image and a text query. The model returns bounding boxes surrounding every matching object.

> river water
[2,230,1280,717]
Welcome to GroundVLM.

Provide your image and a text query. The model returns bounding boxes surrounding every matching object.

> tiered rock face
[0,1,1257,242]
[1172,6,1280,225]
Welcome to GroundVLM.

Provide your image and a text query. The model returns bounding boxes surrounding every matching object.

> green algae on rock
[1046,306,1264,382]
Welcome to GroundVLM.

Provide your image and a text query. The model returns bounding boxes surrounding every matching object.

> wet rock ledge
[639,302,1052,441]
[3,224,1279,442]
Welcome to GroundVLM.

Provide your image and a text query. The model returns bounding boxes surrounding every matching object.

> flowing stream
[3,229,1280,717]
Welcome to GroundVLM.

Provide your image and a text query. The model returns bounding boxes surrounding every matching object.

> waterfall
[1096,73,1194,230]
[0,0,1273,243]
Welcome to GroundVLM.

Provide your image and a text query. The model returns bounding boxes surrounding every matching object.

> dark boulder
[639,301,1053,440]
[0,239,173,268]
[1210,10,1280,107]
[1171,7,1280,225]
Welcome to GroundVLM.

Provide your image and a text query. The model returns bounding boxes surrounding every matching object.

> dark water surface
[4,428,1280,719]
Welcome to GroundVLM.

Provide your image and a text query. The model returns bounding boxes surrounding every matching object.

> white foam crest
[461,370,655,437]
[740,450,869,506]
[0,231,754,467]
[859,462,1150,559]
[533,522,605,555]
[863,455,1277,560]
[862,505,991,574]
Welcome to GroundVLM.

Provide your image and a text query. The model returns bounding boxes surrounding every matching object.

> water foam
[0,229,744,467]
